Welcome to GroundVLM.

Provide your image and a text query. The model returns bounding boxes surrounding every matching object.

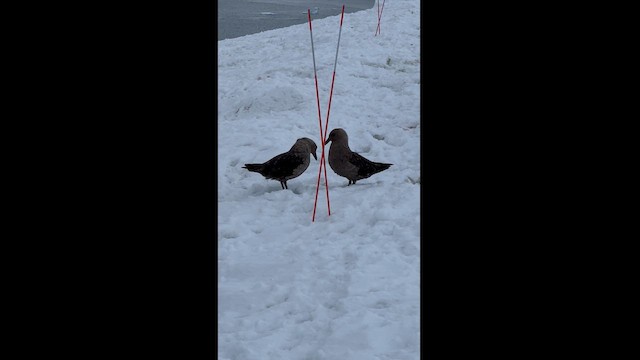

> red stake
[310,5,345,222]
[319,5,345,214]
[309,9,330,222]
[375,0,386,36]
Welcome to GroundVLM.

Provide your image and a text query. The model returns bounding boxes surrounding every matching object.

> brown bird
[325,128,392,185]
[243,137,318,189]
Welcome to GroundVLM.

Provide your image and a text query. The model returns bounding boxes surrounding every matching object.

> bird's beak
[312,152,317,161]
[324,139,331,146]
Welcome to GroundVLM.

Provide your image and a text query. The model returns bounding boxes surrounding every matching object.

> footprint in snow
[221,230,239,239]
[371,300,391,309]
[251,227,264,234]
[343,252,358,270]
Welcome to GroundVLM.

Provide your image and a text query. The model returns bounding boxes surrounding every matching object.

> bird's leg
[284,181,288,189]
[348,180,352,186]
[280,182,285,190]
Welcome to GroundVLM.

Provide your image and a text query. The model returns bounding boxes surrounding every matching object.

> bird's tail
[242,164,264,173]
[374,162,392,173]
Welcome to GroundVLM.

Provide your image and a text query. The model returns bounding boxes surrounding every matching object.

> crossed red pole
[309,5,345,222]
[375,0,386,36]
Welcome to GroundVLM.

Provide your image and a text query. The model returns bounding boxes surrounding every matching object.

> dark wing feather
[349,152,392,179]
[260,152,305,180]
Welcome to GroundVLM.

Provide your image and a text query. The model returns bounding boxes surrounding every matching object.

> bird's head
[325,128,348,145]
[298,137,318,160]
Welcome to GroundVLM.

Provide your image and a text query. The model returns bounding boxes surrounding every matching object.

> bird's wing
[261,152,305,179]
[349,152,391,178]
[348,152,377,176]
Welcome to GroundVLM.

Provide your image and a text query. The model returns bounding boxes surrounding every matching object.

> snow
[218,1,420,359]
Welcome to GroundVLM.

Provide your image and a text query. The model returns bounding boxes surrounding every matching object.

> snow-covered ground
[218,1,420,359]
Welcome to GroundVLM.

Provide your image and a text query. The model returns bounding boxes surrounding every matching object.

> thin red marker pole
[313,5,345,221]
[319,4,345,214]
[309,9,327,222]
[375,0,386,36]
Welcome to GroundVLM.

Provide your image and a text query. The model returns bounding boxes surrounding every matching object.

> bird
[324,128,392,185]
[243,137,318,190]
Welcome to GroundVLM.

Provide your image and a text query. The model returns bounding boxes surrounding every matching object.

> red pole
[375,0,386,36]
[311,5,344,221]
[320,5,345,216]
[308,9,325,222]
